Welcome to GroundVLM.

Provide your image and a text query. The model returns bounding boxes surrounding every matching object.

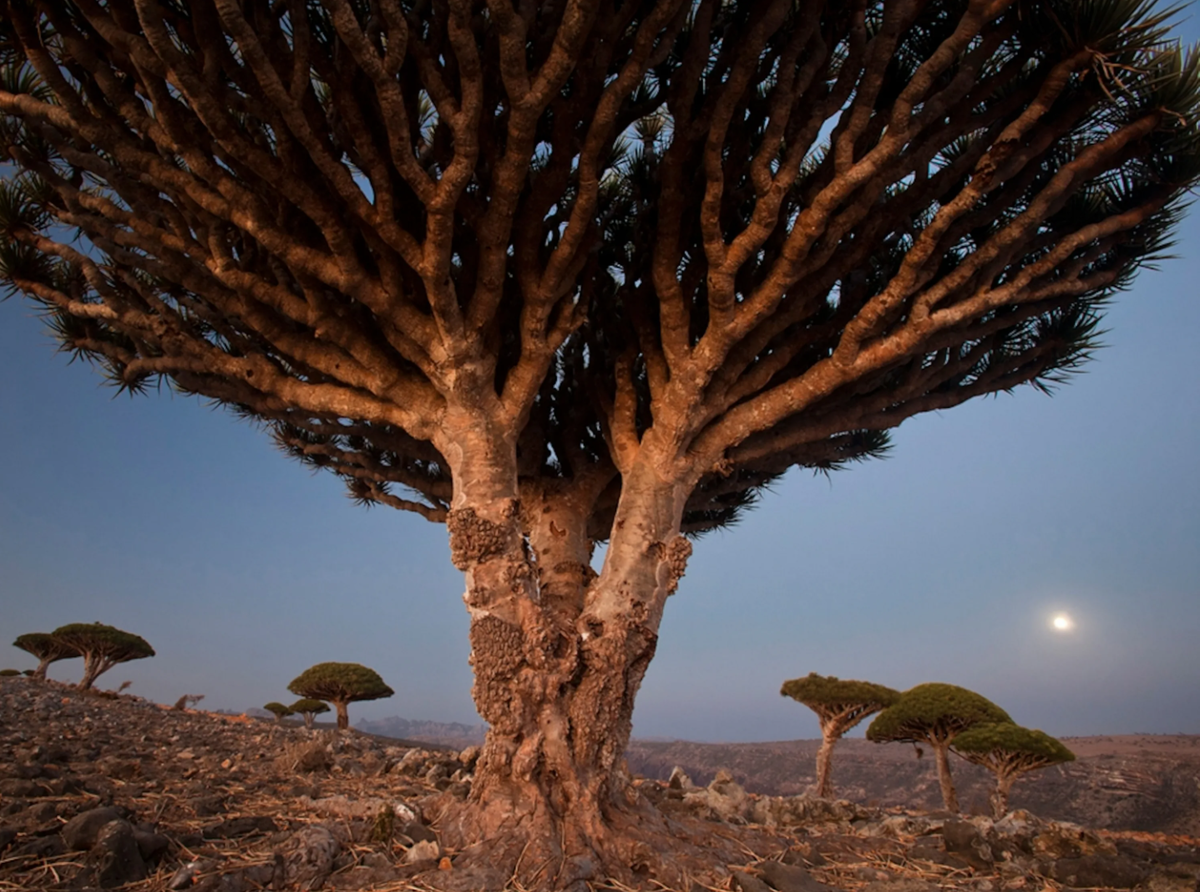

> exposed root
[420,788,788,891]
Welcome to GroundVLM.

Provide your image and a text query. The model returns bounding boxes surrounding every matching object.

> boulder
[90,819,148,888]
[279,824,341,891]
[1043,854,1150,889]
[943,818,994,870]
[759,860,839,892]
[63,806,127,850]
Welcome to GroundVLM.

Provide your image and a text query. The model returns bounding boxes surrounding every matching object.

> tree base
[420,783,787,891]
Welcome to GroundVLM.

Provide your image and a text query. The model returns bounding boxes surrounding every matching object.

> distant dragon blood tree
[1,0,1198,884]
[290,698,331,730]
[287,662,393,731]
[13,632,79,681]
[264,701,295,723]
[953,722,1075,818]
[781,672,899,798]
[49,623,155,692]
[867,682,1011,812]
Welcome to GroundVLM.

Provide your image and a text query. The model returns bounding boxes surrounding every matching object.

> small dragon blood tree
[264,701,295,724]
[952,722,1075,818]
[867,682,1011,812]
[49,623,155,692]
[290,699,331,731]
[780,673,899,798]
[288,663,393,731]
[12,632,79,681]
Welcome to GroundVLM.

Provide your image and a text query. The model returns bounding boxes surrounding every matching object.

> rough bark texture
[433,435,696,887]
[815,730,838,799]
[992,772,1015,819]
[934,741,959,813]
[333,702,350,731]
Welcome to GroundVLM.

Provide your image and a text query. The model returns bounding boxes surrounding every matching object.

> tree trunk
[815,728,838,798]
[934,742,959,812]
[333,701,349,730]
[434,446,695,889]
[77,654,108,691]
[991,770,1015,818]
[33,658,51,681]
[304,714,315,730]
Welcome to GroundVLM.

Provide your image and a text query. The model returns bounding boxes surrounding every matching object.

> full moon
[1052,613,1074,631]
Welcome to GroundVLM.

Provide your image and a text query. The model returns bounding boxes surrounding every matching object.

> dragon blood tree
[264,701,295,723]
[953,722,1075,818]
[13,632,79,681]
[49,623,155,692]
[290,698,331,730]
[288,663,393,731]
[1,0,1198,884]
[781,673,899,798]
[867,682,1011,812]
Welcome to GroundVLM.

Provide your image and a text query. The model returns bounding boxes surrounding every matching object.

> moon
[1051,613,1074,632]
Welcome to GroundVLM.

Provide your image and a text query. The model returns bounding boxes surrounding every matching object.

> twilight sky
[2,24,1199,744]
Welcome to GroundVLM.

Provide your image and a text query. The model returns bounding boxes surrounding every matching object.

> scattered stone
[202,815,279,838]
[861,881,941,892]
[669,766,697,790]
[1043,854,1150,889]
[943,818,994,869]
[733,870,774,892]
[759,860,839,892]
[405,838,441,864]
[90,819,148,887]
[63,806,127,850]
[279,823,341,890]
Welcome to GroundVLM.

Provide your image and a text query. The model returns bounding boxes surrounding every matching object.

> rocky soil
[626,739,1200,834]
[3,676,1199,892]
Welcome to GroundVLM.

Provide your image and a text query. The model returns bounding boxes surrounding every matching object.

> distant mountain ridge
[356,715,487,748]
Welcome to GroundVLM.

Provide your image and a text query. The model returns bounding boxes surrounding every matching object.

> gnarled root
[421,783,747,891]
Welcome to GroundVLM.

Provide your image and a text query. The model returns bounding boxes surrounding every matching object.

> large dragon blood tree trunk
[432,430,695,888]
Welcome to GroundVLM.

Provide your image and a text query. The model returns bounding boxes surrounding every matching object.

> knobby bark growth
[2,0,1198,886]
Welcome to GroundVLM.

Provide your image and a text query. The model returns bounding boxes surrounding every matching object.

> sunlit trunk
[435,436,692,888]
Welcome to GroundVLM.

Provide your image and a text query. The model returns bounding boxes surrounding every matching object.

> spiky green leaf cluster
[290,698,331,716]
[263,701,294,718]
[953,722,1076,764]
[50,623,155,662]
[780,673,900,710]
[866,683,1012,744]
[13,632,78,662]
[287,662,394,705]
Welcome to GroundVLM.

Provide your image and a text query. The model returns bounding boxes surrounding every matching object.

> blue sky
[2,25,1199,743]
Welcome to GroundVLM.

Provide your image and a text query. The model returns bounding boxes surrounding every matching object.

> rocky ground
[2,677,1199,892]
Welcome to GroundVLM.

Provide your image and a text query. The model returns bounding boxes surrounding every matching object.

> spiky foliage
[290,697,332,730]
[781,673,900,797]
[12,631,78,681]
[952,722,1075,817]
[49,623,154,692]
[867,683,1012,812]
[0,0,1195,533]
[0,668,20,677]
[264,701,295,723]
[288,662,393,731]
